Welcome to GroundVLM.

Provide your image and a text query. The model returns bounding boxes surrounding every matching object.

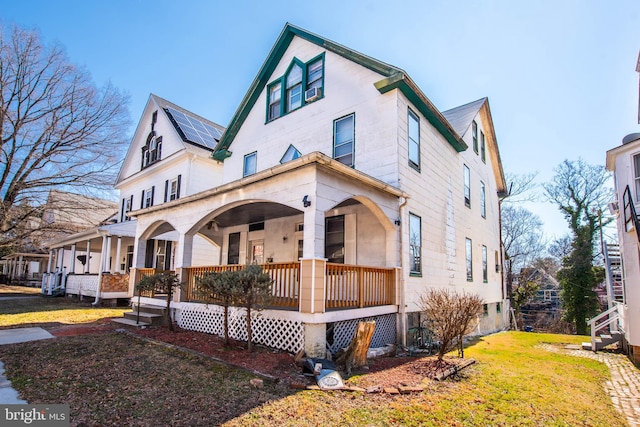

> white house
[604,132,640,366]
[42,94,225,303]
[123,24,508,357]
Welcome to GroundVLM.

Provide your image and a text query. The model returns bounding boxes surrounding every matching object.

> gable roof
[213,23,467,160]
[442,97,487,138]
[116,94,225,184]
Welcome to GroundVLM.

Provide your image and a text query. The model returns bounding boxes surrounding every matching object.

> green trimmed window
[243,152,257,177]
[408,108,420,170]
[472,120,478,154]
[409,213,422,275]
[266,54,324,122]
[334,113,354,167]
[481,131,486,163]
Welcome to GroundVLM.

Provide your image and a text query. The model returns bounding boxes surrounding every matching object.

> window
[334,114,354,167]
[228,232,240,264]
[495,250,500,272]
[409,213,422,275]
[408,109,420,170]
[496,302,501,313]
[544,290,552,301]
[142,135,162,169]
[466,238,473,281]
[121,195,133,222]
[482,245,488,282]
[280,145,301,163]
[472,120,478,154]
[483,303,489,316]
[286,63,303,112]
[325,215,345,263]
[634,154,640,202]
[165,175,181,202]
[464,165,471,208]
[268,82,282,120]
[266,55,324,122]
[480,131,486,163]
[244,152,257,177]
[142,187,154,209]
[480,181,486,218]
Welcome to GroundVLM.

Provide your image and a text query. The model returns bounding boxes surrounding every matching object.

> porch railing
[134,268,174,297]
[325,263,395,309]
[183,263,300,309]
[180,262,395,311]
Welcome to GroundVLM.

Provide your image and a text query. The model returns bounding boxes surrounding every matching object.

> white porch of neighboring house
[0,253,49,286]
[42,220,137,303]
[130,152,406,357]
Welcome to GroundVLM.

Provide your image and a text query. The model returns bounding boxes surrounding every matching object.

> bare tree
[419,288,483,360]
[504,172,539,203]
[0,24,130,252]
[543,159,613,334]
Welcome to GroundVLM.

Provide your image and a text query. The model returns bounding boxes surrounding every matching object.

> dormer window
[142,133,162,169]
[267,54,325,122]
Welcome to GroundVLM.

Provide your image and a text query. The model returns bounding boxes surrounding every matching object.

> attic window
[280,145,301,163]
[142,134,162,169]
[266,54,324,122]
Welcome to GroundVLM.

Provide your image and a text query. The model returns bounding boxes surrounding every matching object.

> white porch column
[99,236,107,274]
[46,250,53,274]
[17,255,24,279]
[70,244,77,273]
[174,233,193,302]
[104,236,112,273]
[302,206,325,258]
[57,248,64,270]
[115,237,122,273]
[84,240,91,273]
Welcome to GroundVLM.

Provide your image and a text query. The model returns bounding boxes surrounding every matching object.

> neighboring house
[604,132,640,366]
[517,268,562,330]
[41,94,224,302]
[116,23,508,357]
[3,190,117,287]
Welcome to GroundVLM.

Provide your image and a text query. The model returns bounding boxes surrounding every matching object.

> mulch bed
[44,321,473,392]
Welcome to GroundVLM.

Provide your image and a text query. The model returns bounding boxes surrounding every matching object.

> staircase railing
[587,304,621,351]
[622,185,640,241]
[603,242,624,306]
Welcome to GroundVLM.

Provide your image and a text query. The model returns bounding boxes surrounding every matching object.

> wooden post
[336,320,376,374]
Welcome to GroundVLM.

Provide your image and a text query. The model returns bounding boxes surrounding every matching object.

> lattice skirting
[177,304,304,354]
[327,313,396,354]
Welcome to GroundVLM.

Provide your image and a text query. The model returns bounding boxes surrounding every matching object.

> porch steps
[581,331,622,351]
[112,304,167,328]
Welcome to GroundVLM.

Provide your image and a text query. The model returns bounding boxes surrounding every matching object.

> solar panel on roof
[165,106,222,149]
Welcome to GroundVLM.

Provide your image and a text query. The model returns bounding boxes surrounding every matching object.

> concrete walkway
[0,327,55,404]
[542,344,640,427]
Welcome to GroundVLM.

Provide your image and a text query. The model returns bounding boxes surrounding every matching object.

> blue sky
[2,0,639,243]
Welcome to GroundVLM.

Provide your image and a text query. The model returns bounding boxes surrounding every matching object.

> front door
[249,240,264,264]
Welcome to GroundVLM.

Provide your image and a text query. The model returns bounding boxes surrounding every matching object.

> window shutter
[140,190,145,209]
[164,241,173,270]
[164,180,169,203]
[120,198,125,222]
[150,186,155,207]
[176,175,182,199]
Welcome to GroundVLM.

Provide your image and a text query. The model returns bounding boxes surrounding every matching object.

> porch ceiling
[214,202,302,228]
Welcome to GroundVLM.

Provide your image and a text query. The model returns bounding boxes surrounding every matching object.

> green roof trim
[213,23,466,160]
[375,74,467,152]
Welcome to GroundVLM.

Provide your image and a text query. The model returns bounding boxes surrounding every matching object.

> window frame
[280,144,301,164]
[266,54,325,122]
[169,178,179,201]
[243,151,257,177]
[333,113,355,167]
[472,120,478,154]
[480,131,486,163]
[464,165,471,208]
[408,108,421,171]
[409,213,422,276]
[482,245,488,283]
[325,215,345,264]
[465,237,473,281]
[480,181,486,218]
[144,187,154,208]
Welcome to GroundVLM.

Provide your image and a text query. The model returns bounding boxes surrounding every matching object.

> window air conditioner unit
[305,87,320,102]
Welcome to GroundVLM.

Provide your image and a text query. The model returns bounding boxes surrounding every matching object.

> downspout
[398,196,409,346]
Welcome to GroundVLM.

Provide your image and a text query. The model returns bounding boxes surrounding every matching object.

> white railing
[65,274,100,297]
[587,303,622,351]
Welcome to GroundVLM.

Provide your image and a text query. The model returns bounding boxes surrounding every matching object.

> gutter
[398,196,409,346]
